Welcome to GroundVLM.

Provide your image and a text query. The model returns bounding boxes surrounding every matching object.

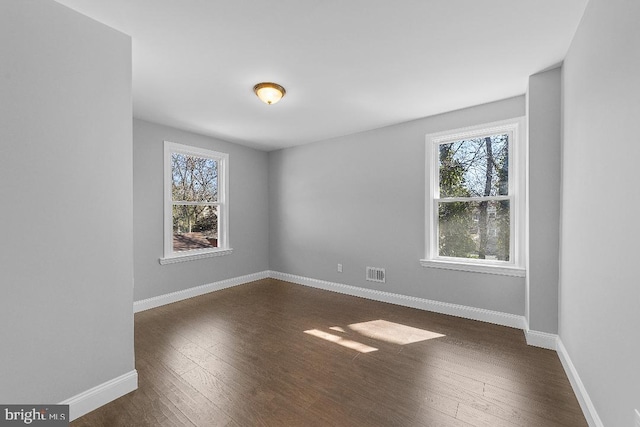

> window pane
[438,200,510,261]
[171,153,218,202]
[172,204,218,252]
[439,134,509,198]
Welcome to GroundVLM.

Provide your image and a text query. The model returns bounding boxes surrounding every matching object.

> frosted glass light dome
[253,82,286,105]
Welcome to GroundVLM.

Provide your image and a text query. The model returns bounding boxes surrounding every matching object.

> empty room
[1,0,638,426]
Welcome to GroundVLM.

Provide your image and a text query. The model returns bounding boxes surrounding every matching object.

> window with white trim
[421,118,525,277]
[160,141,231,264]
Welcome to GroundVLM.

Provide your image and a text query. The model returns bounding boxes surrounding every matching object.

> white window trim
[160,141,232,265]
[420,118,526,278]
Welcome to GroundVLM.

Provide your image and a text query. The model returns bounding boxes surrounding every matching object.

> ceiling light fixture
[253,82,286,105]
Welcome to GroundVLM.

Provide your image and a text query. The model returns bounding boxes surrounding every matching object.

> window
[160,141,231,264]
[421,118,525,277]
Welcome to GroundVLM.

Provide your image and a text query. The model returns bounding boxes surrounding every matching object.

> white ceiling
[54,0,588,151]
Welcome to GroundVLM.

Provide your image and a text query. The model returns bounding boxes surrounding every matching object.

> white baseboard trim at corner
[61,370,138,421]
[524,329,558,350]
[134,271,270,313]
[269,271,526,330]
[556,339,604,427]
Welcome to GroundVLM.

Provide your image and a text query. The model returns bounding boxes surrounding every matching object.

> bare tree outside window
[171,153,219,251]
[437,134,510,260]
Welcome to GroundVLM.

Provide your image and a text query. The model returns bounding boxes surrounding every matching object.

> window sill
[160,248,233,265]
[419,259,525,277]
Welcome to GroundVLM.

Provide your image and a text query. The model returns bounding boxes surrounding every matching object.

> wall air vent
[366,266,386,283]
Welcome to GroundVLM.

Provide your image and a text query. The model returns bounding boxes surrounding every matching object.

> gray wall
[561,0,640,425]
[133,119,269,301]
[269,97,526,315]
[526,68,562,334]
[0,0,134,403]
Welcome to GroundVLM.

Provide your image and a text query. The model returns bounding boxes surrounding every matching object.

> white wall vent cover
[366,267,386,283]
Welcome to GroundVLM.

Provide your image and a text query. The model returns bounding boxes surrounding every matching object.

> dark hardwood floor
[72,278,587,426]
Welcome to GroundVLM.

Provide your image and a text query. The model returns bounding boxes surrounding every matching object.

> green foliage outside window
[438,134,510,261]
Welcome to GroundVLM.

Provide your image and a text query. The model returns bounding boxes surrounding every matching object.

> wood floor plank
[72,279,587,426]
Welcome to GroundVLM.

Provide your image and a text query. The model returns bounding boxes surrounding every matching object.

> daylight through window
[438,134,510,261]
[171,152,219,251]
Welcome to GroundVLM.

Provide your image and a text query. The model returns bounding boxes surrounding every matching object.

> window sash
[437,133,510,199]
[171,153,219,203]
[436,195,510,203]
[434,131,515,265]
[172,201,220,206]
[434,197,514,263]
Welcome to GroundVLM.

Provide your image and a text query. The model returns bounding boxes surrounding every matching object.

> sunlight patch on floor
[304,329,378,353]
[348,319,445,345]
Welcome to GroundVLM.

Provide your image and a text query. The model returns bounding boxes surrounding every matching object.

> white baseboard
[129,270,601,425]
[269,271,526,330]
[524,328,559,350]
[557,339,603,427]
[133,271,270,313]
[134,269,525,328]
[61,370,138,421]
